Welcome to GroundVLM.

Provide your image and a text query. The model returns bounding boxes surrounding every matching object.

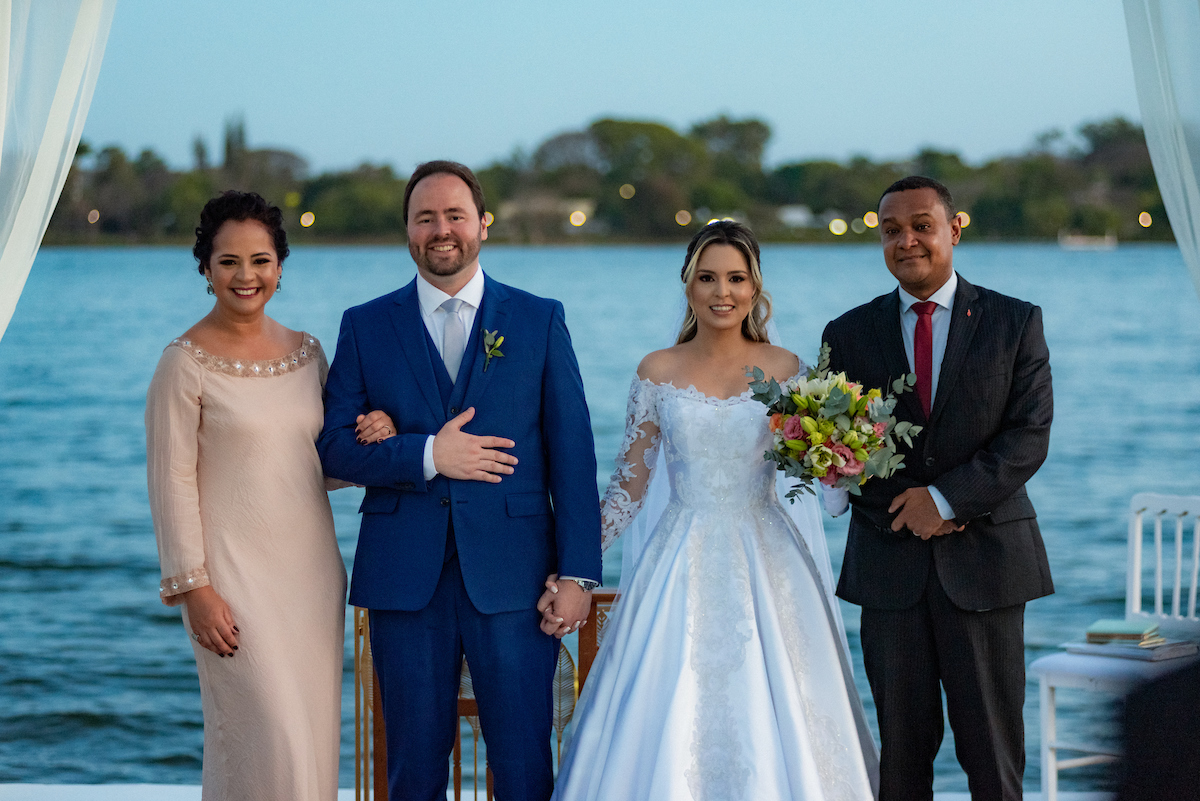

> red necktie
[912,301,936,419]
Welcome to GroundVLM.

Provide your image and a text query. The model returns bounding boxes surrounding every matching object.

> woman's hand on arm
[356,410,397,444]
[182,585,239,657]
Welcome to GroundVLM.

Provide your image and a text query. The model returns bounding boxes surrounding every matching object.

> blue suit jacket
[317,275,602,614]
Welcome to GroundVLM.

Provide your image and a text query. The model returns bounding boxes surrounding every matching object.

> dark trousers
[860,570,1027,801]
[368,554,560,801]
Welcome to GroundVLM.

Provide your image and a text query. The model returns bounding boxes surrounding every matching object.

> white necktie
[441,298,466,383]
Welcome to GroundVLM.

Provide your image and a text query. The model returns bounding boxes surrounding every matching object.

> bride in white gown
[546,221,879,801]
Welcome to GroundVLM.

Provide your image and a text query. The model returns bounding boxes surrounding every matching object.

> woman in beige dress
[145,191,392,799]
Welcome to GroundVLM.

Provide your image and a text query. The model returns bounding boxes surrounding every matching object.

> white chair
[1030,493,1200,801]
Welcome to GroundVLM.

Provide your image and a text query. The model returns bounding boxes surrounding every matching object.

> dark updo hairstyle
[193,190,289,275]
[676,219,772,344]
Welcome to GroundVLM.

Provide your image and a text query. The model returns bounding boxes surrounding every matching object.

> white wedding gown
[553,376,879,801]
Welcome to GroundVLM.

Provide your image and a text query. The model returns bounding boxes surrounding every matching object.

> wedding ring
[191,633,200,642]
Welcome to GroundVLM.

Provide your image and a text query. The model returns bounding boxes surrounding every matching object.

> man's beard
[411,235,481,277]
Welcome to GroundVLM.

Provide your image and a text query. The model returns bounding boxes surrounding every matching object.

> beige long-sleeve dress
[145,334,347,801]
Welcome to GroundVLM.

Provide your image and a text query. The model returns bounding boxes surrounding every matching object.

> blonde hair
[676,220,772,344]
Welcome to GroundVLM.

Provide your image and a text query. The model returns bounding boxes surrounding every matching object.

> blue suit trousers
[369,551,560,801]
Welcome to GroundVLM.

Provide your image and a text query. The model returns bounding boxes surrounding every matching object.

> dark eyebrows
[414,206,468,217]
[695,268,750,276]
[216,251,273,259]
[879,212,934,226]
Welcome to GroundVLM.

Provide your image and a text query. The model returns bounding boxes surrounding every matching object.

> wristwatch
[563,577,599,592]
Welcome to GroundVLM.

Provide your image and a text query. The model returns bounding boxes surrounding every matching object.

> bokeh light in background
[863,211,879,228]
[958,211,972,228]
[569,210,587,227]
[300,211,315,227]
[618,184,636,200]
[87,209,99,224]
[1138,211,1152,227]
[828,218,848,235]
[850,218,867,234]
[675,210,692,226]
[483,211,495,227]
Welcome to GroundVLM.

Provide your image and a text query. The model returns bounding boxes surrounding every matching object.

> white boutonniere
[482,328,504,371]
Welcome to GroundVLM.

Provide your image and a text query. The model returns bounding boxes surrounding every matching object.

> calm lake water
[1,243,1198,792]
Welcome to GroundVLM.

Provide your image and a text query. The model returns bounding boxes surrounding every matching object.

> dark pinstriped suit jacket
[822,276,1055,612]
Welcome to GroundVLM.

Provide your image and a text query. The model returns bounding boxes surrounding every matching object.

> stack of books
[1064,618,1199,661]
[1086,619,1166,647]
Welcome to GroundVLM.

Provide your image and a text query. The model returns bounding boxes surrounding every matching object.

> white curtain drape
[1124,0,1200,300]
[0,0,116,343]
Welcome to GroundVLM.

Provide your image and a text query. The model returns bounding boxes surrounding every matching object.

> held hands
[889,487,964,540]
[183,585,239,657]
[356,410,397,444]
[537,574,591,639]
[432,407,518,483]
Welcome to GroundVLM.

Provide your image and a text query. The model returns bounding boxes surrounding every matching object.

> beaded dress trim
[160,566,210,605]
[167,333,321,378]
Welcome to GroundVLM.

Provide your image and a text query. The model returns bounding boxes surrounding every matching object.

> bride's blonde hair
[676,220,772,344]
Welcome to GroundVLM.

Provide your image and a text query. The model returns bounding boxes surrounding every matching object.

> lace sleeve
[600,377,662,552]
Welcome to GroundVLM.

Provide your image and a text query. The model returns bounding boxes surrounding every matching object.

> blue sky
[84,0,1140,173]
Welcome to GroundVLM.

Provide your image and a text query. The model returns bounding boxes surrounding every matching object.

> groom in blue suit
[318,161,602,801]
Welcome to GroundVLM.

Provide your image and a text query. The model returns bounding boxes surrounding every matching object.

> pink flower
[830,442,854,463]
[841,457,865,476]
[873,422,887,438]
[783,415,805,440]
[820,471,840,486]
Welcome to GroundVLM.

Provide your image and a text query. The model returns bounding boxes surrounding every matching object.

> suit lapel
[459,276,512,409]
[873,290,923,422]
[929,276,981,426]
[389,280,446,422]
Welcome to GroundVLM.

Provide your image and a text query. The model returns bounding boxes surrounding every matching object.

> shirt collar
[416,265,486,318]
[899,270,958,314]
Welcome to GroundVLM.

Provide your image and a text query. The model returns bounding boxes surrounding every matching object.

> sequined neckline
[168,333,320,378]
[636,368,806,407]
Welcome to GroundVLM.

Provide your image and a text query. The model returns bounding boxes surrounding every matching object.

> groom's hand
[889,487,964,540]
[432,407,518,483]
[537,574,591,639]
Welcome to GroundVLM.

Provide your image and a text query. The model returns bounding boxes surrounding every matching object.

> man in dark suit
[822,176,1054,801]
[318,161,602,801]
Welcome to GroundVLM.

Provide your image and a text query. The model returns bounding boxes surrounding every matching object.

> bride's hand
[537,575,567,636]
[183,585,239,657]
[356,410,397,444]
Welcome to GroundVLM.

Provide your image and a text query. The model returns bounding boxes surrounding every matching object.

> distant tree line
[45,114,1171,244]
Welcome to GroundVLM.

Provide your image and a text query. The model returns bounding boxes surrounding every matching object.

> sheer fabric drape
[1124,0,1200,301]
[0,0,115,343]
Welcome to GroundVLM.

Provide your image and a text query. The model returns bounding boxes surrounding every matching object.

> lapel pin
[967,309,972,317]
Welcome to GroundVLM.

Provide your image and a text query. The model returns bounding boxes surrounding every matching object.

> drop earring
[206,279,215,295]
[276,278,282,292]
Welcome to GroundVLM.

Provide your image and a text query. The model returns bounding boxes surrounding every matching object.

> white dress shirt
[822,271,958,521]
[417,266,485,481]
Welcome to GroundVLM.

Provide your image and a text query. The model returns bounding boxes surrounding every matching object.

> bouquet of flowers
[748,343,922,501]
